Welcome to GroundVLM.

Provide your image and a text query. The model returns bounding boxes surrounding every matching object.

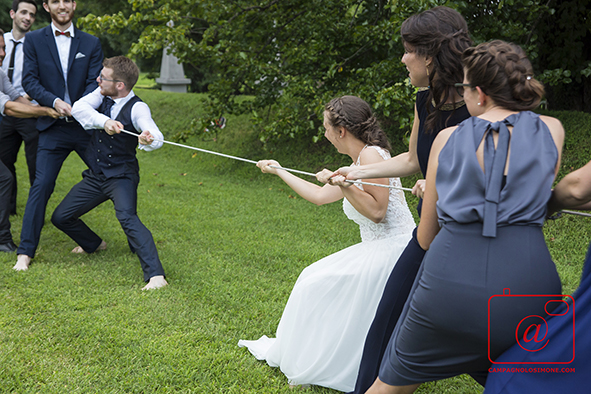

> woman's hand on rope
[315,169,335,184]
[257,160,281,175]
[333,166,356,180]
[316,169,352,188]
[412,179,426,199]
[330,174,353,187]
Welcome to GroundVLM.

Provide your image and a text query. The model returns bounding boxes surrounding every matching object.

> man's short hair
[103,56,139,89]
[13,0,38,12]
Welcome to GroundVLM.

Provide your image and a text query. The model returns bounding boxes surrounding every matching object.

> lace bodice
[342,146,416,242]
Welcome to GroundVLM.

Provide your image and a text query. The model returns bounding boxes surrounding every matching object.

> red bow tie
[55,30,71,37]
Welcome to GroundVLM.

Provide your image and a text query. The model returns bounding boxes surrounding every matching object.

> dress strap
[355,145,369,166]
[482,119,512,237]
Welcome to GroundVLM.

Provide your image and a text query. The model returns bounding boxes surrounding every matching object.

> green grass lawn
[1,90,588,393]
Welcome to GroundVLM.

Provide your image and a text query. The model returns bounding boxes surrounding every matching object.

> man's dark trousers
[0,116,38,214]
[0,160,14,244]
[51,170,165,282]
[16,120,90,258]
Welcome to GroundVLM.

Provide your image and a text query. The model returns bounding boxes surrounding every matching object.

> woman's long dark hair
[401,6,472,132]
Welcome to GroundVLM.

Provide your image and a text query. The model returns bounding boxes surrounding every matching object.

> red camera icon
[488,288,574,364]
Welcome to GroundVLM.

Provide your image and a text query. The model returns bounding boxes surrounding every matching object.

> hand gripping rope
[121,129,412,192]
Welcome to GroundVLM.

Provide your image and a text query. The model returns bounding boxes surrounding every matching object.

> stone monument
[156,21,191,93]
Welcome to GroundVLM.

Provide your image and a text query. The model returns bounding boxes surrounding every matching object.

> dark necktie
[7,40,21,82]
[100,96,115,117]
[55,30,71,37]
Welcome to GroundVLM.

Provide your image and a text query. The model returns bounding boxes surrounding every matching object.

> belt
[54,116,78,125]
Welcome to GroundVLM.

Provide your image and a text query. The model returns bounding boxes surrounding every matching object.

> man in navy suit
[14,0,103,271]
[51,56,167,290]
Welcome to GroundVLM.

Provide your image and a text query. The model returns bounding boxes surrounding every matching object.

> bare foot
[71,240,107,254]
[13,254,31,271]
[142,275,168,290]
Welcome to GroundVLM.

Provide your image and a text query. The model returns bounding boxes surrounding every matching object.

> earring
[477,102,481,106]
[426,62,430,77]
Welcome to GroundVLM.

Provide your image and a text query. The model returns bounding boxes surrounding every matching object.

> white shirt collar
[111,90,136,105]
[51,22,75,37]
[6,31,24,43]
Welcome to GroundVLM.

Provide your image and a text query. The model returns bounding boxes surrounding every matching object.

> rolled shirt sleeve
[0,90,12,115]
[72,88,163,151]
[0,69,25,115]
[132,102,163,151]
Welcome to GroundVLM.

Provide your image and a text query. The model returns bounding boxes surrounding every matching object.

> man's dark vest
[86,95,143,178]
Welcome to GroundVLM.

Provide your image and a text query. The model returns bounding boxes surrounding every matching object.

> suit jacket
[22,25,103,131]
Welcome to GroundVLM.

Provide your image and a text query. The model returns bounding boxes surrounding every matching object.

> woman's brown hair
[462,40,545,111]
[325,96,391,151]
[401,6,472,132]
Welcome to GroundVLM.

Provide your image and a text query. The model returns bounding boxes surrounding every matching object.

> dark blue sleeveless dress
[378,111,562,385]
[348,90,469,394]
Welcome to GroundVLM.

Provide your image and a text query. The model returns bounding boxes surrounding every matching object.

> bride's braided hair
[462,40,544,111]
[325,96,391,151]
[401,6,472,132]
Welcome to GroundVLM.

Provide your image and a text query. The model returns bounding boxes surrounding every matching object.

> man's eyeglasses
[98,75,123,84]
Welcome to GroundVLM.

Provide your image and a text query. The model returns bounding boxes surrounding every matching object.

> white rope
[121,129,413,191]
[562,210,591,218]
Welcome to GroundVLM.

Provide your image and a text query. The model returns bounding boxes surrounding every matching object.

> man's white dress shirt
[72,87,163,152]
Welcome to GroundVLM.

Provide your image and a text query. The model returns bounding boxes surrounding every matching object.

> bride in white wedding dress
[238,96,415,392]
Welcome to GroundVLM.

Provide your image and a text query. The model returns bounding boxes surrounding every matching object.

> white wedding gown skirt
[238,231,412,391]
[239,146,415,391]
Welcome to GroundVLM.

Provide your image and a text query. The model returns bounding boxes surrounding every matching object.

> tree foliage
[74,1,139,59]
[457,0,591,111]
[78,0,591,144]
